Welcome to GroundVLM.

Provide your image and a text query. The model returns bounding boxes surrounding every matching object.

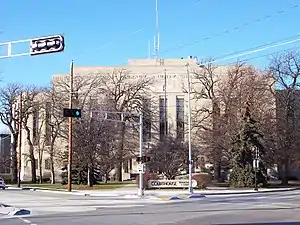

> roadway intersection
[1,189,300,225]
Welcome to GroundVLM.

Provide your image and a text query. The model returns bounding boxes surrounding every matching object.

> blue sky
[1,0,300,87]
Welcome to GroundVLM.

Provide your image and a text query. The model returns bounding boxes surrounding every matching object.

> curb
[155,193,205,201]
[202,187,300,196]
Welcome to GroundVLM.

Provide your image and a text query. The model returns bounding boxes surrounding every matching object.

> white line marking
[20,218,37,225]
[96,204,145,208]
[21,219,31,223]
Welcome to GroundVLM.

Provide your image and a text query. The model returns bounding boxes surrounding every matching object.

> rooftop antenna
[154,0,160,60]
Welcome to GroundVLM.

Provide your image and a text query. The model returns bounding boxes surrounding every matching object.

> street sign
[137,164,145,173]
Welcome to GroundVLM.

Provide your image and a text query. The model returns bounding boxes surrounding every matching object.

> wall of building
[0,134,11,174]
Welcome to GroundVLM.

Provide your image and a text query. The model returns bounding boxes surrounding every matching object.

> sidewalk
[9,185,300,198]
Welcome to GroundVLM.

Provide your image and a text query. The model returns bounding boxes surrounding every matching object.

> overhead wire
[219,45,300,67]
[207,34,300,64]
[158,4,300,56]
[73,28,145,61]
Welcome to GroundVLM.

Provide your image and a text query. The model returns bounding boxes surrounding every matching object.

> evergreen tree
[229,99,267,188]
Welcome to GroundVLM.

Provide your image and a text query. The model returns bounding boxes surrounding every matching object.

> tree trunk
[29,145,37,183]
[50,153,55,184]
[281,158,289,185]
[39,161,43,184]
[212,100,222,182]
[49,137,56,184]
[213,159,222,182]
[116,123,126,182]
[87,166,92,187]
[10,135,18,183]
[24,126,37,183]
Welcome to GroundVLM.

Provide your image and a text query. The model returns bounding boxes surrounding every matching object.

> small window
[45,159,51,170]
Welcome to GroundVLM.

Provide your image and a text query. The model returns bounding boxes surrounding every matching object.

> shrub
[192,173,212,189]
[136,173,159,189]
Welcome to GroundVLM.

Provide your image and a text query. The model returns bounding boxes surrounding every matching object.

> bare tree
[148,135,189,179]
[191,61,275,180]
[269,51,300,184]
[44,81,68,184]
[0,83,22,183]
[21,86,44,183]
[96,69,154,181]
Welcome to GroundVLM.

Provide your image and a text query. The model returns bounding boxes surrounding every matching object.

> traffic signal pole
[67,60,74,192]
[17,93,23,188]
[0,34,64,59]
[138,113,144,197]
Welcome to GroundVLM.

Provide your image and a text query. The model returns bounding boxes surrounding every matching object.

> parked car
[0,177,6,190]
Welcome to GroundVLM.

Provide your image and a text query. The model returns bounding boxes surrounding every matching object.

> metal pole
[254,147,258,191]
[186,64,193,194]
[67,60,74,192]
[164,69,167,136]
[138,113,144,197]
[17,93,22,188]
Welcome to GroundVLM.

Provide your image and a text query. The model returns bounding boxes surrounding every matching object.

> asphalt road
[1,189,300,225]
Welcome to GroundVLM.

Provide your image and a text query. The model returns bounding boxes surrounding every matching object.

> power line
[159,4,299,56]
[73,28,145,61]
[208,34,300,64]
[211,34,300,62]
[136,38,300,78]
[219,45,300,67]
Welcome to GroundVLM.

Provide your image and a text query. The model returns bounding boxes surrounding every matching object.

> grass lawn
[12,182,131,191]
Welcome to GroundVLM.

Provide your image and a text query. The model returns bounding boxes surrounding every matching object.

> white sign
[137,164,145,173]
[148,179,197,189]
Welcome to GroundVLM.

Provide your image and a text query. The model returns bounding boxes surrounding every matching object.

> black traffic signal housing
[136,156,151,163]
[63,108,82,118]
[30,34,65,56]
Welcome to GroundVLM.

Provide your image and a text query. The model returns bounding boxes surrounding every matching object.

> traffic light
[63,108,82,118]
[136,156,151,163]
[30,35,65,56]
[142,156,150,162]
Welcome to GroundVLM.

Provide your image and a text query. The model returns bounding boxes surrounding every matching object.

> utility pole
[17,93,23,188]
[164,69,167,137]
[186,63,193,194]
[67,60,74,192]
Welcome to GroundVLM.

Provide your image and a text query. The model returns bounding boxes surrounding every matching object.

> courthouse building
[17,57,228,182]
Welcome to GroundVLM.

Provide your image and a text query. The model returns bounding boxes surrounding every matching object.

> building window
[176,96,184,142]
[35,159,38,170]
[32,106,39,145]
[45,158,51,170]
[159,96,168,141]
[129,158,132,170]
[143,98,152,142]
[45,102,51,146]
[123,160,129,173]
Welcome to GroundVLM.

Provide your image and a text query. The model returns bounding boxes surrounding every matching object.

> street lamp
[250,146,259,191]
[186,63,193,194]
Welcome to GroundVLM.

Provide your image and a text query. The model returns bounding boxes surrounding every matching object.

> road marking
[96,204,145,208]
[20,218,37,225]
